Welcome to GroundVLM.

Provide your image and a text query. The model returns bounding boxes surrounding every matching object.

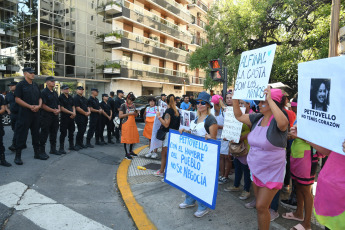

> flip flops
[282,212,304,222]
[290,223,311,230]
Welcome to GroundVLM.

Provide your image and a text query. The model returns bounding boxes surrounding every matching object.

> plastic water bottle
[137,166,146,170]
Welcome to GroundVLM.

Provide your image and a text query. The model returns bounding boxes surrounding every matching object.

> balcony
[107,60,190,84]
[97,61,121,74]
[191,35,206,46]
[97,0,123,14]
[147,0,192,23]
[113,1,192,43]
[0,55,20,73]
[188,0,208,13]
[191,76,205,86]
[190,16,206,30]
[107,30,189,63]
[97,31,123,44]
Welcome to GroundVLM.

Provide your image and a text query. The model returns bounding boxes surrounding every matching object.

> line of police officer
[0,67,125,167]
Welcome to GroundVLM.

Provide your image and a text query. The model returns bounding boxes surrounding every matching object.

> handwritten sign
[233,44,277,100]
[165,130,220,209]
[179,110,197,131]
[297,56,345,155]
[149,106,166,152]
[221,107,245,143]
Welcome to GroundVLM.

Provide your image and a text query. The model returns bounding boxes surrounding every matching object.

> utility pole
[329,0,341,57]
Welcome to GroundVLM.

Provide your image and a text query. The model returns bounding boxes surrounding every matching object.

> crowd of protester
[1,68,344,230]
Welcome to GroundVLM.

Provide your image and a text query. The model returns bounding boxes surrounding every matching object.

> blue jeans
[184,194,207,211]
[270,190,280,211]
[234,158,251,192]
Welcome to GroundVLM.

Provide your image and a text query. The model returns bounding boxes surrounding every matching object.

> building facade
[0,0,212,97]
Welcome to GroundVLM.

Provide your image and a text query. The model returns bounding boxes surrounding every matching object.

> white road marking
[0,182,112,230]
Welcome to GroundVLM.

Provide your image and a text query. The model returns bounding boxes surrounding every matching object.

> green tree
[40,41,56,76]
[188,0,345,93]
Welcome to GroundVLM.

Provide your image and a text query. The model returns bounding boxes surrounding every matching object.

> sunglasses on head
[196,101,207,105]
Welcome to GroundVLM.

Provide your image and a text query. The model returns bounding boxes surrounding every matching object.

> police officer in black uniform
[74,86,90,150]
[107,91,116,137]
[39,76,60,156]
[114,89,125,143]
[86,88,103,147]
[5,81,19,152]
[58,85,76,154]
[0,95,11,167]
[100,94,114,144]
[14,67,49,165]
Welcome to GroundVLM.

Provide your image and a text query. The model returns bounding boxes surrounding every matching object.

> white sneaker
[179,202,195,209]
[153,170,164,177]
[194,209,209,218]
[151,153,158,159]
[145,152,152,158]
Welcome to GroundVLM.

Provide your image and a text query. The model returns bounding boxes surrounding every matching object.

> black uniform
[39,87,60,154]
[0,96,11,166]
[14,79,41,152]
[74,94,88,147]
[107,96,116,136]
[114,96,125,141]
[100,101,112,142]
[86,96,101,143]
[5,91,19,148]
[59,93,75,149]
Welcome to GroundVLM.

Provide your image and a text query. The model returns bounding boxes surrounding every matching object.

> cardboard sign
[297,56,345,155]
[233,44,277,100]
[165,130,220,209]
[179,110,196,131]
[221,107,245,143]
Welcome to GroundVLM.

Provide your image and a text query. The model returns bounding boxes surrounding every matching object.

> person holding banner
[289,125,345,230]
[233,87,289,230]
[211,94,230,184]
[143,97,158,158]
[154,94,180,177]
[119,92,139,160]
[225,100,252,201]
[179,91,218,218]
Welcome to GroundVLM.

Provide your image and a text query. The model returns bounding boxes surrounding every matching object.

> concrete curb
[116,145,157,230]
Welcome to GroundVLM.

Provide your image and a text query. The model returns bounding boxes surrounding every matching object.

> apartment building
[97,0,212,96]
[0,0,212,97]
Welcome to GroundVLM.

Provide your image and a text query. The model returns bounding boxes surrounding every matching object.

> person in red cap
[233,86,289,230]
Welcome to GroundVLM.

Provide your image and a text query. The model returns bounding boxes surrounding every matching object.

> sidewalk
[123,146,324,230]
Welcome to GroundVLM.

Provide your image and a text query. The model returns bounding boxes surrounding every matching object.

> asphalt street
[0,122,147,230]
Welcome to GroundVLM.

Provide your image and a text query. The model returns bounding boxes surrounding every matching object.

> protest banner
[165,130,220,209]
[221,107,246,143]
[179,110,196,130]
[233,44,277,101]
[149,106,166,152]
[297,56,345,155]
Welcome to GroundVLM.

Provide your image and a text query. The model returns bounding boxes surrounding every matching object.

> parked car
[134,95,160,121]
[2,111,11,126]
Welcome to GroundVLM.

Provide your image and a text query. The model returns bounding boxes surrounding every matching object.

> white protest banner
[221,107,246,143]
[233,44,277,100]
[165,130,220,209]
[149,106,166,152]
[179,110,196,130]
[297,56,345,155]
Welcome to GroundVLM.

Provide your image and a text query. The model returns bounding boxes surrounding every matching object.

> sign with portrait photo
[233,44,277,101]
[297,56,345,155]
[179,110,196,130]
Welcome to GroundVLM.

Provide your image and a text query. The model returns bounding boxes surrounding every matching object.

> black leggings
[124,144,134,155]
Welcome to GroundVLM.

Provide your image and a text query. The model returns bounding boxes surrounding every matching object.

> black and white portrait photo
[310,78,330,112]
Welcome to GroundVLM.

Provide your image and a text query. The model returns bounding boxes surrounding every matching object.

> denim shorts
[162,132,169,147]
